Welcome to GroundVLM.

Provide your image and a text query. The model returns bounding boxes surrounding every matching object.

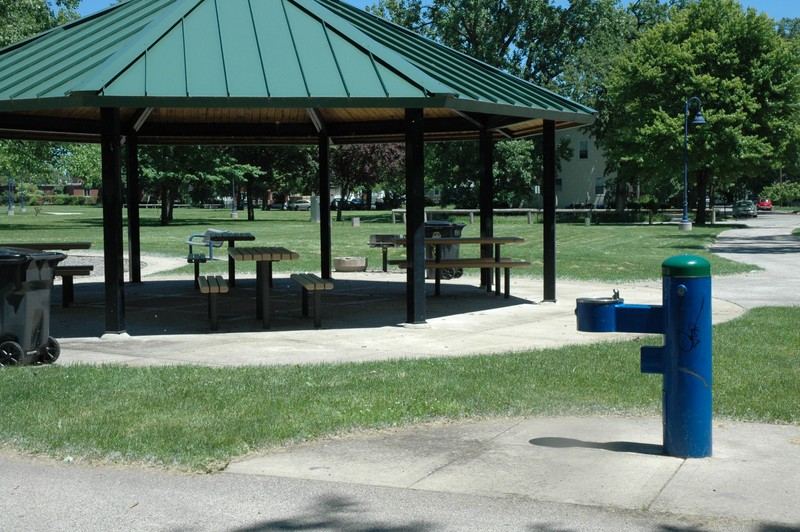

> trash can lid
[0,247,66,264]
[0,247,33,264]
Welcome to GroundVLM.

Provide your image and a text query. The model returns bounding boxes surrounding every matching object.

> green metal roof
[0,0,594,144]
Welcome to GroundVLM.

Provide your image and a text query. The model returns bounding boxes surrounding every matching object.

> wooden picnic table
[208,232,255,287]
[392,236,528,297]
[228,246,299,329]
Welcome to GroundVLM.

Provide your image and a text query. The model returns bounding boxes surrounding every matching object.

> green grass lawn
[0,205,756,281]
[0,206,795,471]
[0,307,797,471]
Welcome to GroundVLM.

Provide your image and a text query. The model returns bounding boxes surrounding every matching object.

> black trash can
[424,221,466,279]
[0,247,66,366]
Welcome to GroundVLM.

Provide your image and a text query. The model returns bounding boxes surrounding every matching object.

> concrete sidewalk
[226,416,800,527]
[2,214,798,531]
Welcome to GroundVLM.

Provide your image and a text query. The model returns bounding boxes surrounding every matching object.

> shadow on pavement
[50,273,534,339]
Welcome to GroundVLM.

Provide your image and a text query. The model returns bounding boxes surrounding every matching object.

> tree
[330,144,404,220]
[61,144,102,190]
[139,145,231,225]
[370,0,626,89]
[0,0,80,47]
[602,0,800,224]
[1,0,84,199]
[227,145,318,219]
[761,181,800,206]
[369,0,633,206]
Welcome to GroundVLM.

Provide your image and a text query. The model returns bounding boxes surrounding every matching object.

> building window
[595,177,605,196]
[579,141,589,159]
[555,178,563,192]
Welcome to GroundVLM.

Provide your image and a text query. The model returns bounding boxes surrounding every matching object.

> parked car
[289,199,311,211]
[330,197,350,210]
[757,197,773,211]
[733,200,757,219]
[349,198,366,209]
[267,201,287,210]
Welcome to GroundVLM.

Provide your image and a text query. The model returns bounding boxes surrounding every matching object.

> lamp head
[692,109,706,125]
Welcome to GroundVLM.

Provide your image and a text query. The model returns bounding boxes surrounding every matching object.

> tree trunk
[160,188,169,225]
[615,180,626,211]
[247,176,255,221]
[167,187,177,223]
[694,168,711,226]
[336,186,349,222]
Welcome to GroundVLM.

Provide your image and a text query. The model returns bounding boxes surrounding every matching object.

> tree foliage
[369,0,614,206]
[138,146,235,225]
[330,144,404,219]
[761,182,800,206]
[227,146,318,220]
[0,0,80,47]
[0,0,83,191]
[602,0,800,223]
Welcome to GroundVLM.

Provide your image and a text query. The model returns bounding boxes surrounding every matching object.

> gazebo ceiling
[0,0,594,144]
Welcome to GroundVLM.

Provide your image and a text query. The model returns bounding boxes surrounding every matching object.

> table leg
[257,260,270,329]
[256,262,262,319]
[382,247,388,272]
[228,240,236,287]
[434,249,441,296]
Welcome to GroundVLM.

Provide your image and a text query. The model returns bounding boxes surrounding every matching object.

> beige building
[555,130,613,208]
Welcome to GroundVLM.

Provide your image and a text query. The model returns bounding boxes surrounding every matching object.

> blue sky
[76,0,799,19]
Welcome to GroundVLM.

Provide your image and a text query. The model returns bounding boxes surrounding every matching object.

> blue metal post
[661,255,712,457]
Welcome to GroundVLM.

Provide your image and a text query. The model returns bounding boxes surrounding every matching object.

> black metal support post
[542,120,557,302]
[126,135,142,283]
[101,107,126,333]
[319,131,332,279]
[478,129,494,288]
[405,108,426,324]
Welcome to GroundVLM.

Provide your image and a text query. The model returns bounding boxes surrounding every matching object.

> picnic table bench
[187,229,255,286]
[54,264,95,307]
[187,253,208,288]
[197,275,229,330]
[290,273,334,328]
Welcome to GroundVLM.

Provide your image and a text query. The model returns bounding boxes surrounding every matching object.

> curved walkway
[709,212,800,308]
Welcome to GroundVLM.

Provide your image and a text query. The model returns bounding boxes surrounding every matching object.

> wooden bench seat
[187,253,208,288]
[290,273,334,328]
[54,264,94,308]
[197,275,229,330]
[396,258,531,298]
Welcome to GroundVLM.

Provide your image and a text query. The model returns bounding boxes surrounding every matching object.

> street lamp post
[680,96,706,231]
[230,175,238,219]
